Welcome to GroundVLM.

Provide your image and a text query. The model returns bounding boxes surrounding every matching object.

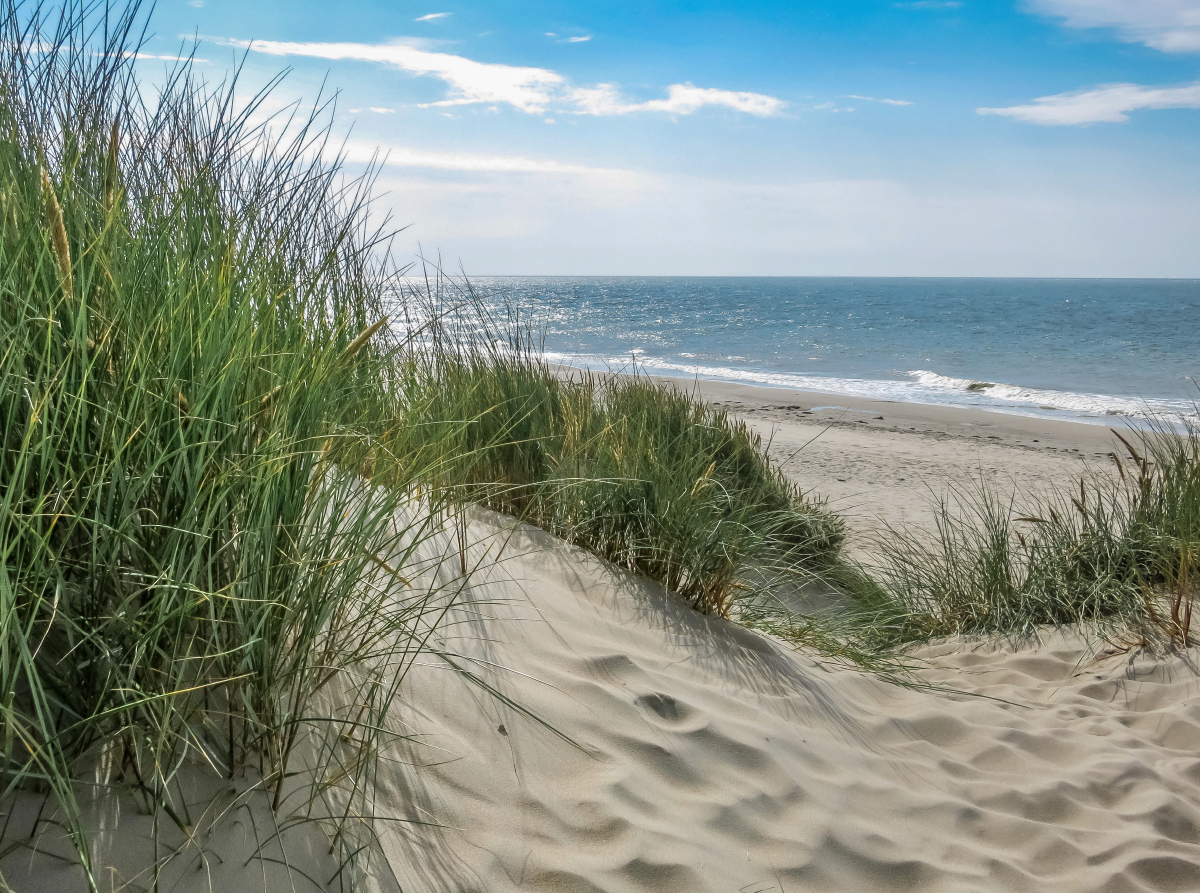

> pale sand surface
[2,782,337,893]
[372,510,1200,893]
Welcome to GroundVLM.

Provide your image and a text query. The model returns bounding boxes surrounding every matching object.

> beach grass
[863,423,1200,647]
[0,2,469,887]
[0,2,860,887]
[386,303,848,618]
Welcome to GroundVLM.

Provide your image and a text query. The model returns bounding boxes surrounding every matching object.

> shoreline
[657,375,1130,450]
[537,354,1197,431]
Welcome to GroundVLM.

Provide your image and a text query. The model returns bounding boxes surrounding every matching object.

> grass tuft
[865,423,1200,648]
[385,287,849,619]
[0,2,461,888]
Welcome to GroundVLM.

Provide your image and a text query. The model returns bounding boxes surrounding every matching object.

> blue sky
[142,1,1200,276]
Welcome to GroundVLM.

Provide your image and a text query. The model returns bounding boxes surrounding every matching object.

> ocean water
[462,277,1200,427]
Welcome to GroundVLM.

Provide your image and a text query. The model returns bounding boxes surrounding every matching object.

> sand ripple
[379,514,1200,893]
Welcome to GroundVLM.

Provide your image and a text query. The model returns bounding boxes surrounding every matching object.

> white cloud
[977,81,1200,123]
[217,38,565,113]
[570,82,784,116]
[846,94,914,106]
[125,51,210,63]
[566,36,592,43]
[414,12,452,22]
[367,106,396,113]
[634,84,784,116]
[1027,0,1200,52]
[336,138,644,182]
[217,38,785,117]
[187,0,203,7]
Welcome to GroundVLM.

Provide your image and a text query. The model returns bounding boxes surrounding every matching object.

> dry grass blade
[341,316,388,363]
[40,167,71,297]
[1112,428,1143,465]
[104,116,119,211]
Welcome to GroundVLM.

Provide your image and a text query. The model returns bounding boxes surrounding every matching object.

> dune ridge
[5,496,1197,892]
[371,509,1200,893]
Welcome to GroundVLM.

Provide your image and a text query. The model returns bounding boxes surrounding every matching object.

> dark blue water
[465,277,1200,425]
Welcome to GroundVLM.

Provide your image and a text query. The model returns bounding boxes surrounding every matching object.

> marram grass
[861,422,1200,649]
[0,3,859,888]
[383,295,848,619]
[0,2,458,888]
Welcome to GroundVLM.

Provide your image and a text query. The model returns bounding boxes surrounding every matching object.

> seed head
[104,117,119,212]
[340,317,388,364]
[40,168,71,297]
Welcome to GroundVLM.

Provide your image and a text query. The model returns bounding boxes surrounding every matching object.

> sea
[449,277,1200,428]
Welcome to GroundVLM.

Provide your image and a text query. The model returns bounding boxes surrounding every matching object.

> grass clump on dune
[0,3,459,888]
[0,2,858,885]
[390,311,847,618]
[867,425,1200,647]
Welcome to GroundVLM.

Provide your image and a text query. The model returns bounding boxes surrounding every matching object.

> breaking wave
[542,349,1196,427]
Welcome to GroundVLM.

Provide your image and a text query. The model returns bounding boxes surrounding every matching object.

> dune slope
[379,511,1200,893]
[5,509,1197,892]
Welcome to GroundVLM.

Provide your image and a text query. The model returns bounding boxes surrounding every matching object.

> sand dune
[7,394,1198,892]
[374,510,1200,893]
[5,505,1198,891]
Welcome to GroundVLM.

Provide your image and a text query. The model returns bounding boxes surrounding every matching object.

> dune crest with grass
[330,511,1200,893]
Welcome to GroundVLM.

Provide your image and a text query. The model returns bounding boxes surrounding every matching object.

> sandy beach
[329,380,1198,893]
[653,376,1130,552]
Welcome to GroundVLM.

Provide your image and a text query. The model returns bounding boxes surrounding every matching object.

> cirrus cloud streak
[977,81,1200,124]
[1027,0,1200,53]
[337,138,641,178]
[570,82,785,116]
[213,37,784,117]
[845,94,913,106]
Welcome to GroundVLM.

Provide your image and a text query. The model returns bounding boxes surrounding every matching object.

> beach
[647,376,1123,548]
[362,382,1200,893]
[6,7,1200,888]
[11,437,1199,893]
[7,360,1197,892]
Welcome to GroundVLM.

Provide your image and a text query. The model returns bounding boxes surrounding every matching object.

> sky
[138,1,1200,276]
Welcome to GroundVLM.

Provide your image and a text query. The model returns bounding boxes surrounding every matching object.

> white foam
[908,370,1193,421]
[379,292,1198,429]
[542,351,1197,428]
